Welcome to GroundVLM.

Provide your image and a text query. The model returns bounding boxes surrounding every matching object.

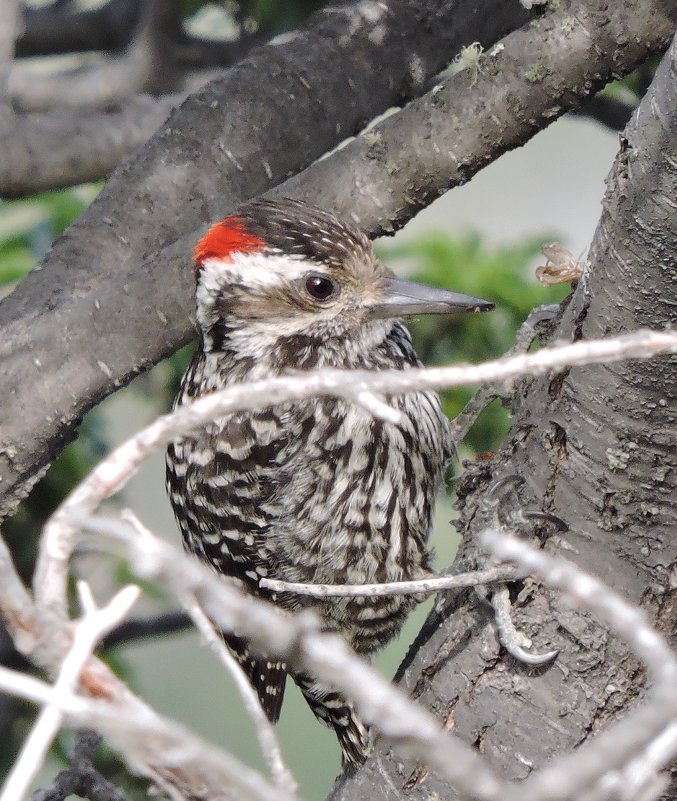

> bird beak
[366,277,494,320]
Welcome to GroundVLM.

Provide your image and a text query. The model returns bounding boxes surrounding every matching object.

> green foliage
[377,231,570,456]
[598,55,660,107]
[0,186,99,286]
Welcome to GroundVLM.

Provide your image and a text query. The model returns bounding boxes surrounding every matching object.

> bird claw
[521,510,568,532]
[480,474,564,669]
[491,583,558,667]
[485,474,525,505]
[483,475,568,534]
[502,641,559,666]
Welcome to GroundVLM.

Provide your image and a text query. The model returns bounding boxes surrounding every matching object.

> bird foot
[480,476,562,666]
[491,584,558,666]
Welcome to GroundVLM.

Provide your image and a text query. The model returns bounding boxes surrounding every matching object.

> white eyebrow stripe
[199,252,318,288]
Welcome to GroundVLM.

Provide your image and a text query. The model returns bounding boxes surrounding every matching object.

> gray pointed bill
[367,277,494,320]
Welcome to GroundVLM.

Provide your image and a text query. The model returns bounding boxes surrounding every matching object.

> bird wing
[167,405,305,721]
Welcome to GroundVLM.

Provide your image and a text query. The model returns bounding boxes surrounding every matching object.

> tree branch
[15,0,265,68]
[0,93,183,196]
[101,610,191,650]
[15,0,139,58]
[9,0,181,111]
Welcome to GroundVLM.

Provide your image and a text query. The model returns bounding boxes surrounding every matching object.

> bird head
[193,198,493,357]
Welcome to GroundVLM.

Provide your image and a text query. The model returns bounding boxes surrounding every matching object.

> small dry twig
[259,565,525,597]
[185,597,298,797]
[0,582,140,801]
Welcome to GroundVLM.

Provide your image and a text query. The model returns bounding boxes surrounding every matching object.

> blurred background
[0,0,642,797]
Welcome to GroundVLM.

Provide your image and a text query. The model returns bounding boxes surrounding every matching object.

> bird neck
[200,316,409,376]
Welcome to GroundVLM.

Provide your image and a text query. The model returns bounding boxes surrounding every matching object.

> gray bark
[0,94,184,196]
[331,27,677,801]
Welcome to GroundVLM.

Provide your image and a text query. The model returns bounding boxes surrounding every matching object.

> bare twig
[259,565,526,598]
[0,659,298,801]
[0,583,140,801]
[448,303,560,447]
[0,532,37,653]
[120,506,296,796]
[101,610,191,650]
[596,720,677,801]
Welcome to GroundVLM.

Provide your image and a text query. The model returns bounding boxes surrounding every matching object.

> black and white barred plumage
[166,199,492,769]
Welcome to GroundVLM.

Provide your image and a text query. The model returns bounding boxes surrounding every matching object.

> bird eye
[305,275,336,302]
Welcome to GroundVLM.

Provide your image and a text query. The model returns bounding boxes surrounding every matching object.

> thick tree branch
[0,0,531,522]
[0,94,183,196]
[9,0,180,112]
[15,0,139,58]
[274,0,677,233]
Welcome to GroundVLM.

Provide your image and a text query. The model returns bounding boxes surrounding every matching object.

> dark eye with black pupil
[305,275,335,301]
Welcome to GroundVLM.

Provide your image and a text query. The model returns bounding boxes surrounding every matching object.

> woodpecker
[165,198,493,769]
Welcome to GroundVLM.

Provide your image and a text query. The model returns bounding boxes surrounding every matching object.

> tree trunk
[331,30,677,801]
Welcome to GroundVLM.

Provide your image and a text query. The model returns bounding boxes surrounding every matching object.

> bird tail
[223,633,287,722]
[293,672,370,771]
